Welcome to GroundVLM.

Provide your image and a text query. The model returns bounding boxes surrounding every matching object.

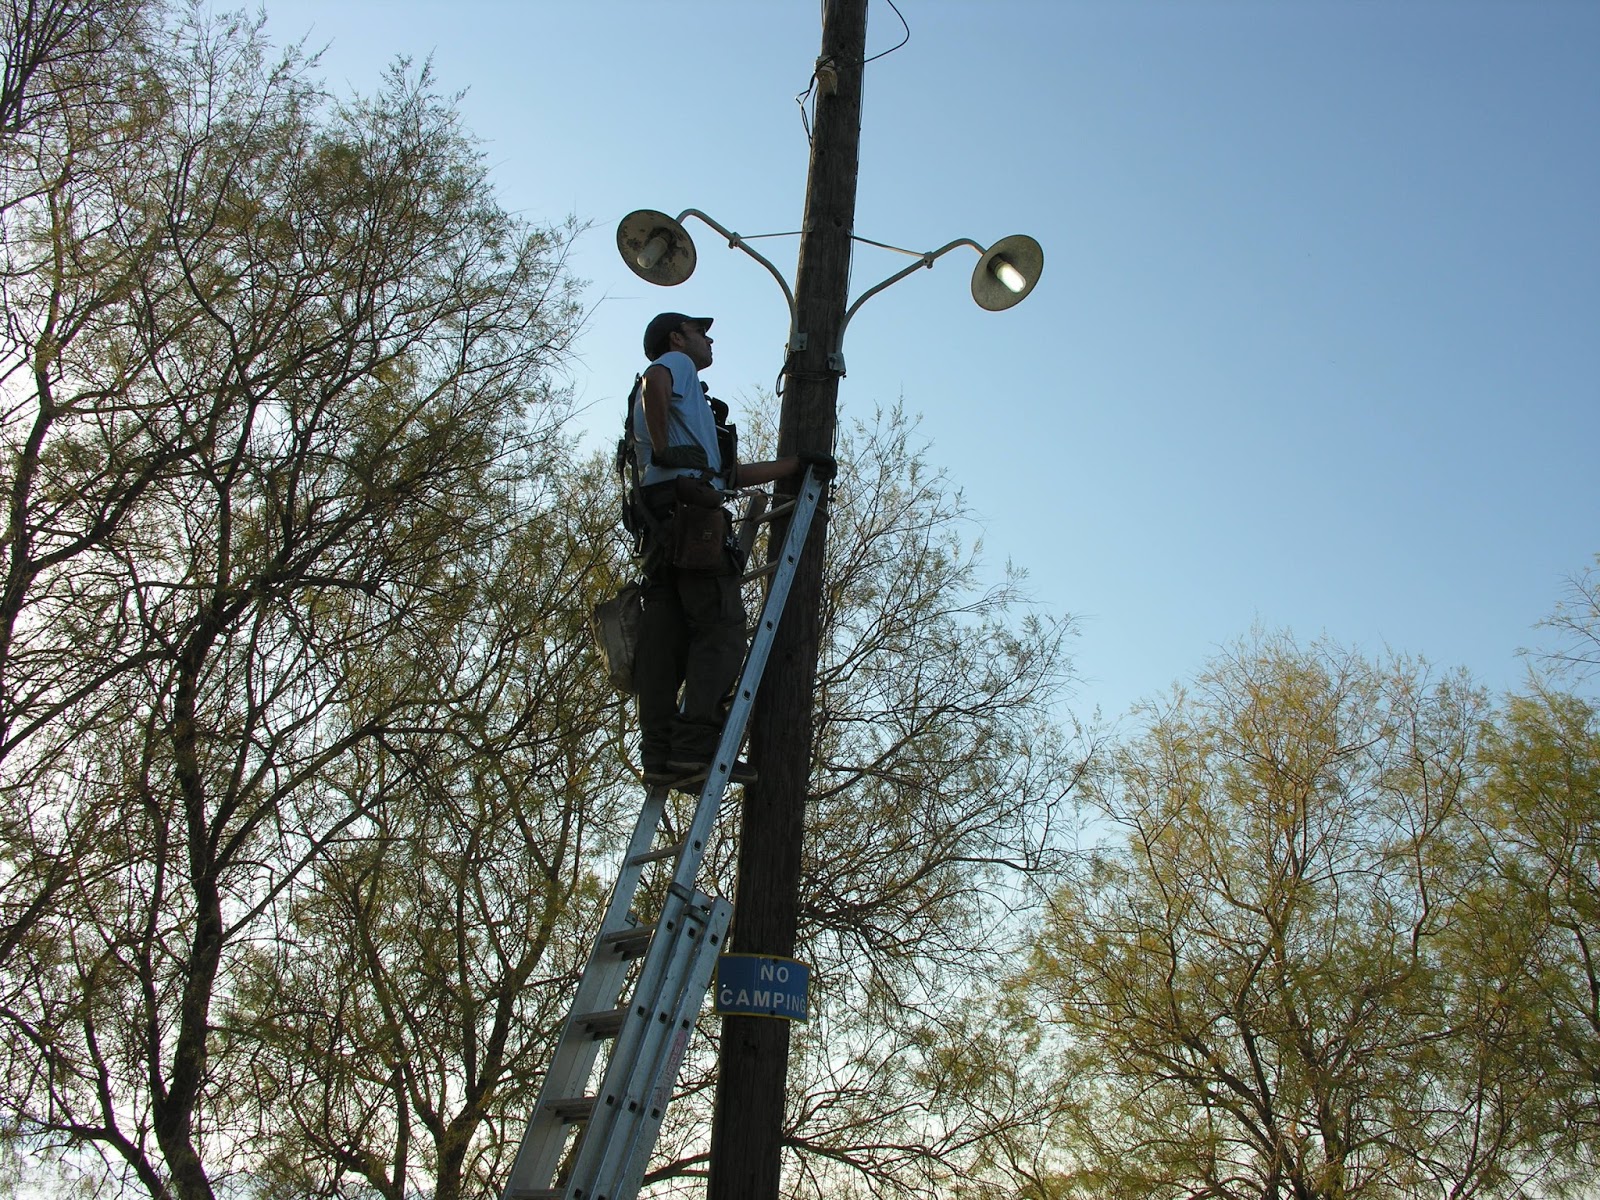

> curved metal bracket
[677,209,802,353]
[833,238,984,372]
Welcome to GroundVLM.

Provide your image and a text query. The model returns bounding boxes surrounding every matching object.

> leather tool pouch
[670,475,730,572]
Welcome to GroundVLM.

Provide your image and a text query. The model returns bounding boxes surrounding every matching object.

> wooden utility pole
[706,1,868,1197]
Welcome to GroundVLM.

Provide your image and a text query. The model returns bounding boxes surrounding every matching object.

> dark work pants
[635,561,748,767]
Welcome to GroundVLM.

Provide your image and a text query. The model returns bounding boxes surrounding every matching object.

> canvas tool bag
[592,581,644,693]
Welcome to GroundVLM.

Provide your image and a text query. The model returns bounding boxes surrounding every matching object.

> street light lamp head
[970,234,1043,311]
[617,209,697,286]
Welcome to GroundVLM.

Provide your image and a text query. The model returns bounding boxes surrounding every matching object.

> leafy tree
[0,0,152,151]
[1468,685,1599,1188]
[0,0,164,975]
[224,460,634,1200]
[1466,561,1600,1184]
[1025,635,1562,1200]
[1534,553,1600,682]
[0,4,580,1197]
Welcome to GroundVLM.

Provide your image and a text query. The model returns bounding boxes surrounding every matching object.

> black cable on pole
[863,0,909,65]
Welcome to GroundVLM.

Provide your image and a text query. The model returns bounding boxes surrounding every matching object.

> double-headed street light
[617,207,1042,373]
[616,204,1041,1200]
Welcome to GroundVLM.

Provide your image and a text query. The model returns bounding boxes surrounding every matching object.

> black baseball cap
[644,312,713,361]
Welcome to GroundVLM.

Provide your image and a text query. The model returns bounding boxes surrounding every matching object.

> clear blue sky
[263,0,1600,724]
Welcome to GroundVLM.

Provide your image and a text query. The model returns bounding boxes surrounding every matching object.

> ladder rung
[598,927,651,958]
[546,1096,595,1123]
[626,839,686,867]
[575,1006,627,1039]
[757,497,798,521]
[740,561,778,584]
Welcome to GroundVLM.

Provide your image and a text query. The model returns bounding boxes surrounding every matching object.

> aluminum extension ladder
[500,467,826,1200]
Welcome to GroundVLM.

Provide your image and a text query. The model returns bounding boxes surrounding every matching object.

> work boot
[641,763,681,786]
[667,758,758,787]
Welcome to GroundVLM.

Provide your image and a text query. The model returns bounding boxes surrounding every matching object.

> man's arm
[641,364,674,453]
[734,451,836,487]
[734,457,798,487]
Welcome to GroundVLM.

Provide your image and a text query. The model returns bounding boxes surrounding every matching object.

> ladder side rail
[600,897,733,1200]
[565,894,729,1200]
[561,874,700,1198]
[502,788,671,1197]
[560,784,671,1022]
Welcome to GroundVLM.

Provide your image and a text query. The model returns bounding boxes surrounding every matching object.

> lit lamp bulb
[635,233,670,272]
[991,256,1027,294]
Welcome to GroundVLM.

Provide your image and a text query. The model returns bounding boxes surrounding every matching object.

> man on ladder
[501,320,836,1200]
[628,311,833,788]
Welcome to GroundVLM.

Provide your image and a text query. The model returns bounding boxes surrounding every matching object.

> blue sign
[715,954,810,1022]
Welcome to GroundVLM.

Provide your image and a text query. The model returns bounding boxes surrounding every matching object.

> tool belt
[639,477,736,575]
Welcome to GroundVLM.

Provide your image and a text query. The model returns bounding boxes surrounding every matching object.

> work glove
[654,443,709,470]
[798,450,838,482]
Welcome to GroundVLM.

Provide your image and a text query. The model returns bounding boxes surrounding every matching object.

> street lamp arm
[834,238,984,368]
[678,208,800,348]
